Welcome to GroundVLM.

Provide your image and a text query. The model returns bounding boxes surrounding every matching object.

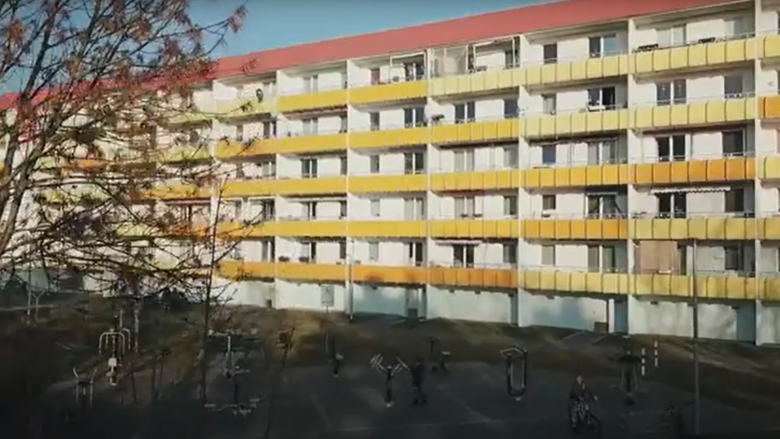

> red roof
[0,0,735,108]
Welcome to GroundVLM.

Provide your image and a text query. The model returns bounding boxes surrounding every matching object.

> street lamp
[691,238,700,438]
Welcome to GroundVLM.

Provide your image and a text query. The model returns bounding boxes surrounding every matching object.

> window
[454,244,475,267]
[503,243,518,265]
[340,72,348,89]
[543,43,557,64]
[261,240,275,261]
[302,117,318,135]
[677,244,687,275]
[656,135,686,162]
[541,245,556,266]
[404,197,425,220]
[504,146,518,168]
[407,241,424,266]
[261,200,275,219]
[339,201,347,218]
[404,62,424,81]
[724,245,744,272]
[369,112,380,130]
[725,16,751,38]
[369,155,380,174]
[301,158,317,178]
[404,151,425,174]
[587,245,600,272]
[338,241,347,260]
[542,94,556,114]
[262,120,277,138]
[725,188,750,216]
[657,192,687,218]
[454,149,475,172]
[340,116,348,133]
[455,196,478,218]
[304,75,319,93]
[587,139,620,165]
[724,75,744,98]
[587,194,621,218]
[303,201,317,220]
[542,194,556,210]
[587,86,616,109]
[656,79,686,105]
[658,25,686,47]
[370,68,381,85]
[369,242,379,261]
[504,99,518,118]
[404,106,426,127]
[589,34,617,58]
[455,101,476,123]
[723,130,745,156]
[504,48,519,68]
[301,241,317,261]
[370,199,380,217]
[542,144,556,165]
[504,195,518,217]
[340,156,348,175]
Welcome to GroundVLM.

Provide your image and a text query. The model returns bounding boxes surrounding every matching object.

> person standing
[410,357,427,406]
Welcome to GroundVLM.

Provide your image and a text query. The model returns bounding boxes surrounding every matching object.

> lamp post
[691,238,700,438]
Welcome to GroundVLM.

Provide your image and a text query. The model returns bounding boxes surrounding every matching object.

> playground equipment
[325,333,344,378]
[208,330,250,378]
[203,329,263,417]
[370,354,405,407]
[427,336,450,372]
[499,345,528,401]
[98,319,129,386]
[72,367,97,410]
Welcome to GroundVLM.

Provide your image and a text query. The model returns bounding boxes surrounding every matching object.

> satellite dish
[255,89,264,102]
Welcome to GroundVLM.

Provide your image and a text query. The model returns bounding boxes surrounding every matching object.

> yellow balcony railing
[429,67,523,97]
[216,96,275,119]
[523,53,629,88]
[428,218,520,239]
[350,79,427,105]
[523,107,629,139]
[430,169,521,192]
[521,216,629,240]
[521,162,630,188]
[631,34,757,75]
[632,271,758,300]
[350,124,428,150]
[632,155,755,185]
[519,267,630,296]
[276,85,348,113]
[430,117,521,145]
[349,172,427,193]
[630,95,757,130]
[631,214,758,241]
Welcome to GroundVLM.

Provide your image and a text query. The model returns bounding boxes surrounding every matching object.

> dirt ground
[3,300,780,415]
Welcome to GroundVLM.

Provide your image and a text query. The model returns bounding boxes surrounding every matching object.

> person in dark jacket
[410,357,427,405]
[569,375,596,429]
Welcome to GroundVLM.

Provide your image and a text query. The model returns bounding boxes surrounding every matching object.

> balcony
[430,169,521,192]
[218,260,276,279]
[632,271,757,300]
[430,117,521,145]
[167,104,212,125]
[276,261,347,282]
[760,31,780,59]
[276,86,348,113]
[350,79,427,105]
[523,107,629,139]
[428,218,519,239]
[351,264,428,284]
[523,53,629,87]
[348,220,427,238]
[631,213,758,241]
[350,123,428,150]
[631,34,757,75]
[142,182,210,200]
[521,162,630,188]
[216,96,274,120]
[429,68,523,97]
[758,156,780,180]
[521,214,629,240]
[38,186,108,204]
[273,129,347,155]
[759,95,780,120]
[630,95,757,130]
[519,267,630,296]
[429,263,518,289]
[632,155,755,185]
[349,173,427,193]
[157,143,211,163]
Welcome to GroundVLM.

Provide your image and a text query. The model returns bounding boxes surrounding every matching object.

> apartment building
[19,0,780,344]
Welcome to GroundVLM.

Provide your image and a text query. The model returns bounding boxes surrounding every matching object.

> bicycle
[569,397,602,438]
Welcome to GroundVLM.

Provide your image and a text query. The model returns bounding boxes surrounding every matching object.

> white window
[303,201,317,220]
[261,240,275,261]
[656,79,686,105]
[339,241,347,260]
[586,86,617,109]
[370,112,380,130]
[658,25,686,47]
[404,197,425,220]
[455,196,478,218]
[407,241,424,266]
[403,106,426,127]
[542,144,556,165]
[404,151,425,174]
[504,195,517,217]
[340,116,348,133]
[453,244,475,267]
[725,16,751,38]
[370,199,380,217]
[503,243,517,265]
[541,245,556,266]
[587,139,620,165]
[454,101,476,123]
[589,34,618,58]
[542,94,556,115]
[370,155,380,174]
[369,242,379,261]
[302,118,318,135]
[724,74,744,99]
[303,75,319,93]
[301,241,316,261]
[301,158,317,178]
[454,149,475,172]
[504,146,518,168]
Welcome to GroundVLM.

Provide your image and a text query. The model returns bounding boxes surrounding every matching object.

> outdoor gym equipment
[203,329,263,418]
[427,336,450,372]
[204,384,264,418]
[499,346,528,400]
[98,321,129,386]
[370,354,405,407]
[72,367,97,410]
[326,333,344,378]
[208,329,251,378]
